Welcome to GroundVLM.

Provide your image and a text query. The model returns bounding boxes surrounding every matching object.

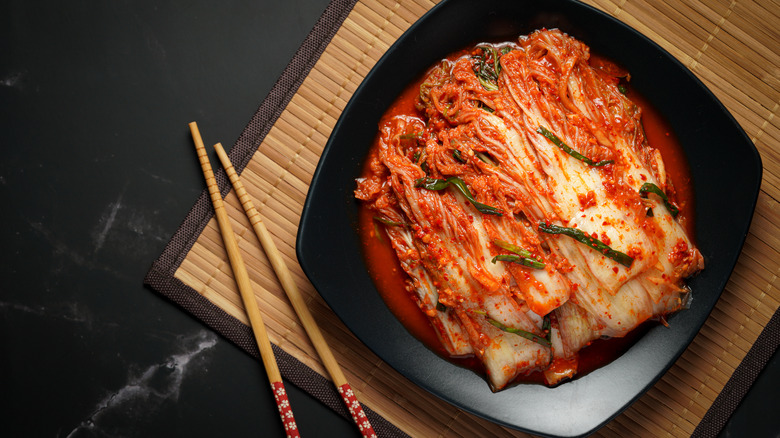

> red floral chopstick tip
[271,381,301,438]
[338,383,377,438]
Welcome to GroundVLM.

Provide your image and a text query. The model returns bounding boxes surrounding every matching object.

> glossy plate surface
[296,0,762,436]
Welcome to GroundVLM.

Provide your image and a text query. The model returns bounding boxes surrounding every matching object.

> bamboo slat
[173,0,780,436]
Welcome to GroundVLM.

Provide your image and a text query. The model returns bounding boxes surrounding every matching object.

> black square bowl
[296,0,762,435]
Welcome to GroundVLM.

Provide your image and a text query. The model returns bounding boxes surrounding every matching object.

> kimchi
[355,29,703,390]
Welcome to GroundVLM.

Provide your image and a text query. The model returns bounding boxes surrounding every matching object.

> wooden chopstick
[189,122,300,437]
[213,142,377,438]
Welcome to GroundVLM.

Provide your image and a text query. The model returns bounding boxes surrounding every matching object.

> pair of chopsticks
[189,122,376,438]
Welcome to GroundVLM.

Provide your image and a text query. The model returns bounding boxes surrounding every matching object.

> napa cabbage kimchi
[355,29,703,390]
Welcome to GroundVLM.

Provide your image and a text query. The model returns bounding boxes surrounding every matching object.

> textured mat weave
[145,0,780,436]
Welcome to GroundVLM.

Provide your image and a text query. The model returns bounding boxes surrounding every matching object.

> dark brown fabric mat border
[692,309,779,437]
[141,0,776,436]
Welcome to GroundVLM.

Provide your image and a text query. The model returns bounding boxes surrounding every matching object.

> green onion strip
[542,314,552,344]
[372,216,409,227]
[479,312,551,347]
[452,149,466,163]
[639,182,679,218]
[473,45,501,91]
[491,239,545,269]
[415,176,503,216]
[538,221,634,268]
[536,126,614,167]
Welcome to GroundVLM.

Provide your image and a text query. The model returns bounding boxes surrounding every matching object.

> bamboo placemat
[145,0,780,436]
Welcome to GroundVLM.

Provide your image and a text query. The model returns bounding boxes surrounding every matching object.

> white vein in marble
[64,330,218,437]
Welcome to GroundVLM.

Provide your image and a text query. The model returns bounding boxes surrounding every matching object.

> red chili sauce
[356,49,696,386]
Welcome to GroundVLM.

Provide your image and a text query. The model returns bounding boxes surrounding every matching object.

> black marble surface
[1,1,777,437]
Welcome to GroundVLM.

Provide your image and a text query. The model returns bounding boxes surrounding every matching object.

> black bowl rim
[296,0,763,436]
